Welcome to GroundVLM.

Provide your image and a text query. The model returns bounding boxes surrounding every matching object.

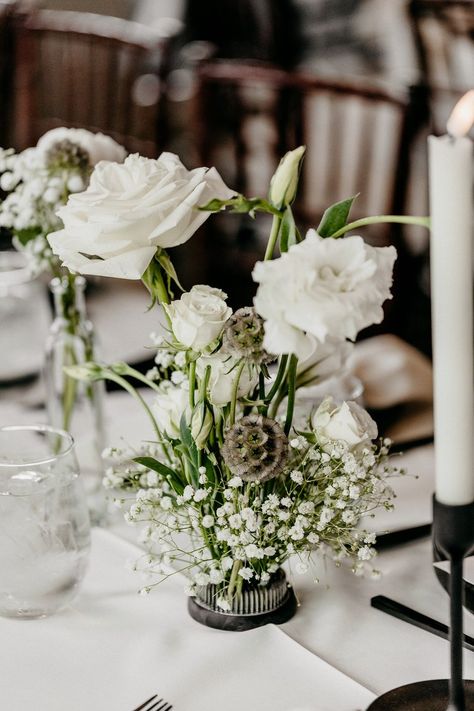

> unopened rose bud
[190,402,213,450]
[269,146,305,209]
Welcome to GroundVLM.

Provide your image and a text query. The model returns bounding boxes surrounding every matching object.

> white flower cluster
[0,128,125,275]
[109,397,399,604]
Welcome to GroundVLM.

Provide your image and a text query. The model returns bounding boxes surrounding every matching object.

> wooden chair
[410,0,474,133]
[0,2,16,147]
[191,60,426,347]
[195,61,413,245]
[12,9,173,154]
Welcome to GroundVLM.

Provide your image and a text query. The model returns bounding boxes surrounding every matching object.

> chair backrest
[0,2,16,146]
[410,0,474,133]
[195,61,411,246]
[12,9,170,154]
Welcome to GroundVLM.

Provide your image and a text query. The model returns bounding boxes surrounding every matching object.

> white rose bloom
[166,285,232,350]
[47,152,234,279]
[196,352,258,406]
[36,127,126,165]
[152,381,193,438]
[253,230,396,359]
[312,396,377,450]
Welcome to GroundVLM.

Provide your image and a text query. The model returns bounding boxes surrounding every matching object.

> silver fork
[132,694,173,711]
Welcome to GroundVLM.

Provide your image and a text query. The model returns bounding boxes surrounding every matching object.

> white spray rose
[312,396,377,450]
[48,153,234,279]
[36,127,126,165]
[166,285,232,350]
[152,381,193,438]
[253,231,396,360]
[196,352,258,406]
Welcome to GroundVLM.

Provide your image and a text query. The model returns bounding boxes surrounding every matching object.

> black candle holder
[367,497,474,710]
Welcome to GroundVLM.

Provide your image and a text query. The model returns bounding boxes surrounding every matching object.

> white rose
[196,352,258,406]
[253,231,396,359]
[166,285,232,350]
[152,381,193,438]
[47,153,234,279]
[312,396,377,450]
[37,127,126,165]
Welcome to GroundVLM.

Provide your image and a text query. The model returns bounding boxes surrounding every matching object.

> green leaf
[142,258,171,310]
[14,226,42,246]
[279,206,302,253]
[155,248,183,292]
[134,456,185,495]
[180,414,198,466]
[134,456,175,479]
[317,195,358,238]
[198,194,282,217]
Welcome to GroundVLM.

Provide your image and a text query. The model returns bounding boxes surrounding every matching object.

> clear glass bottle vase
[44,275,106,525]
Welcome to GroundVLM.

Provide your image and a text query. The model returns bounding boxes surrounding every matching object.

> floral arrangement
[54,145,422,607]
[0,127,126,277]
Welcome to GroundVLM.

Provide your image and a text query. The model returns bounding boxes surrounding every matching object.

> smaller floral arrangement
[55,144,422,611]
[0,127,126,276]
[103,396,397,607]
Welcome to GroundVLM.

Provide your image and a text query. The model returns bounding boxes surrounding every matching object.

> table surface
[2,323,471,711]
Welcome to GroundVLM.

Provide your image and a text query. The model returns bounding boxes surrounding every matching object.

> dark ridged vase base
[187,568,297,631]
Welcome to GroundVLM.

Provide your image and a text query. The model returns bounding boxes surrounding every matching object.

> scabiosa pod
[222,414,289,482]
[44,139,91,175]
[222,306,274,364]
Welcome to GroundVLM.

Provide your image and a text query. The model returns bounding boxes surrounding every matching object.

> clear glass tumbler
[0,425,91,618]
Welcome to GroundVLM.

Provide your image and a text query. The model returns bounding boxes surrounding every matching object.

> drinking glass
[0,425,91,618]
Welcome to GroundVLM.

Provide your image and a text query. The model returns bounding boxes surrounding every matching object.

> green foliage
[317,195,358,238]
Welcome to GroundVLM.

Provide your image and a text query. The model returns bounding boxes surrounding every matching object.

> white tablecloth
[2,371,474,710]
[0,529,376,711]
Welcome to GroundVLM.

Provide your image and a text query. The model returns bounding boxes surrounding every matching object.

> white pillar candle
[429,92,474,505]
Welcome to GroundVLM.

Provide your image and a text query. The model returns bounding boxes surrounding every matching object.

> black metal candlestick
[367,497,474,710]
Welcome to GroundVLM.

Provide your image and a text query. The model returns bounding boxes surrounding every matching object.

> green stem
[113,364,162,392]
[154,267,170,305]
[330,215,430,239]
[284,354,298,436]
[189,360,196,408]
[269,387,287,420]
[200,365,211,400]
[264,354,289,404]
[62,342,78,432]
[229,360,246,426]
[264,212,283,260]
[227,559,242,600]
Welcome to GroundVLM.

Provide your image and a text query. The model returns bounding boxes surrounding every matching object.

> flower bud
[64,362,103,381]
[269,146,305,209]
[190,402,213,450]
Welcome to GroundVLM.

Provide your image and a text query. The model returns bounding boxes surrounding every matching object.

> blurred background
[0,0,472,374]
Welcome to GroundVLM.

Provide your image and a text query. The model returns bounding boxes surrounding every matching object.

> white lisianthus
[152,381,194,438]
[296,336,353,387]
[48,153,234,279]
[312,396,377,450]
[196,352,258,406]
[36,127,126,166]
[269,145,306,208]
[253,231,396,359]
[166,285,232,350]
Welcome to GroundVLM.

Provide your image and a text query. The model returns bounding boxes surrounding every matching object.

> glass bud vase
[44,275,107,525]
